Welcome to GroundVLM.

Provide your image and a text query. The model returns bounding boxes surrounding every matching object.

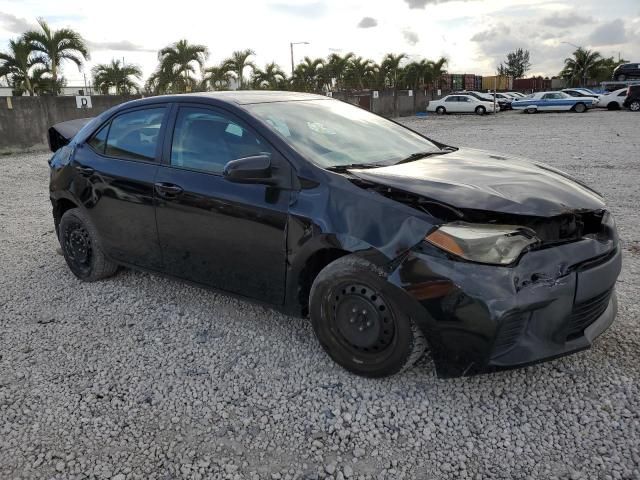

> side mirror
[223,154,273,184]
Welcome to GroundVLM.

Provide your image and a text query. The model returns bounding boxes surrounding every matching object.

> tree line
[0,18,630,96]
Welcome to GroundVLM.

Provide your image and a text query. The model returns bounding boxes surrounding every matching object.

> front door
[154,105,291,304]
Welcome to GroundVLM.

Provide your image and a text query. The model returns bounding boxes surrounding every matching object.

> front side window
[445,96,457,102]
[170,107,270,174]
[247,99,440,168]
[104,108,165,161]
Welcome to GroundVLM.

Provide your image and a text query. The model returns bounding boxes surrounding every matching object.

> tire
[58,208,118,281]
[475,106,486,115]
[435,106,446,115]
[617,74,626,81]
[309,255,427,378]
[607,102,620,111]
[525,108,536,114]
[573,102,586,113]
[629,100,640,112]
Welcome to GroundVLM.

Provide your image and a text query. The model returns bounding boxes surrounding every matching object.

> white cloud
[0,0,638,85]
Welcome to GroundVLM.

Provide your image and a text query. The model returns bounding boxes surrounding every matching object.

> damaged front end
[352,179,621,378]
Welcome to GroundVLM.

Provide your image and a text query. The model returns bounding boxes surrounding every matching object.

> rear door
[154,104,291,304]
[71,105,168,269]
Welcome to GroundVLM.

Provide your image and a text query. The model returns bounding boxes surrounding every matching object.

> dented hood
[348,148,605,216]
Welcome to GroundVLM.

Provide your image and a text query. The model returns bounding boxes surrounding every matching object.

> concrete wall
[0,95,141,153]
[334,89,441,117]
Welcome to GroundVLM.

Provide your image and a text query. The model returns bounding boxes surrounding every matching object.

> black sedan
[48,91,621,378]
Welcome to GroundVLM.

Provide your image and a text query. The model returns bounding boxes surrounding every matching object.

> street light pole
[290,41,310,77]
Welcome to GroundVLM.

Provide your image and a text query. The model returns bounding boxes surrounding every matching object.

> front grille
[565,288,613,341]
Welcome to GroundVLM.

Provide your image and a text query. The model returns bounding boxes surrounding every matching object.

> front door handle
[75,165,94,176]
[154,182,183,198]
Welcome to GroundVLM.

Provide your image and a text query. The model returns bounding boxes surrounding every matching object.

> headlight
[425,222,539,265]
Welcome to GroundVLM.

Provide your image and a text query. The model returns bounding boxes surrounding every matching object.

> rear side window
[88,123,109,153]
[104,108,165,161]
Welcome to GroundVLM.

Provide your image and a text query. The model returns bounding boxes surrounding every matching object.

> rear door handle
[154,182,183,198]
[75,165,94,176]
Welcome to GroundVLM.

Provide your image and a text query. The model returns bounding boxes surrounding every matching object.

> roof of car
[170,90,330,105]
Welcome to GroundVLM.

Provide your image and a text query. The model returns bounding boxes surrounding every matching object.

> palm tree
[429,56,448,89]
[403,59,433,91]
[381,53,407,88]
[325,52,354,91]
[0,38,46,95]
[92,59,142,95]
[23,18,89,92]
[292,57,324,92]
[345,56,376,90]
[157,39,208,93]
[252,62,286,89]
[560,48,603,87]
[222,49,256,90]
[204,65,233,91]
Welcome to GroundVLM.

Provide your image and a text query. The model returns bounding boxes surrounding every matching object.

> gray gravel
[1,109,639,479]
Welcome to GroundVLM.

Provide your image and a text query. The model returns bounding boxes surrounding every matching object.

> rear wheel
[309,255,427,378]
[58,208,118,281]
[475,106,486,115]
[436,106,446,115]
[629,100,640,112]
[573,102,587,113]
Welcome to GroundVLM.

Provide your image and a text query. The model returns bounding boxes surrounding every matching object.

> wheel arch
[51,196,80,235]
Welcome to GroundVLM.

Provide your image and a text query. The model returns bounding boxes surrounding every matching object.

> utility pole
[290,41,310,77]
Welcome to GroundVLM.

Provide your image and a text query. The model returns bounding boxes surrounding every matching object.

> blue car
[512,91,597,113]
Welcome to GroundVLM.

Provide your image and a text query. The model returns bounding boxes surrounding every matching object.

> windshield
[246,99,440,168]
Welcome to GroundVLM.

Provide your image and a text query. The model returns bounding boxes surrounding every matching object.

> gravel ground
[1,109,639,480]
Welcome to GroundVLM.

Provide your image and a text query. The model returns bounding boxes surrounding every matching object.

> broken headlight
[425,222,539,265]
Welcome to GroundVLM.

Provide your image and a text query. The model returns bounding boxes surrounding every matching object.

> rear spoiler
[48,117,93,152]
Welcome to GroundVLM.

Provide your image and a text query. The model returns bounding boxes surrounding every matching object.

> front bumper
[387,237,622,378]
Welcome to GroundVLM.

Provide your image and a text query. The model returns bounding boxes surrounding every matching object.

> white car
[427,94,496,115]
[512,91,597,113]
[596,88,628,110]
[506,92,526,98]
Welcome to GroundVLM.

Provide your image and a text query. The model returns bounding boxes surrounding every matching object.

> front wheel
[573,102,587,113]
[525,108,537,114]
[309,255,427,378]
[607,102,620,111]
[435,106,446,115]
[629,100,640,112]
[475,106,486,115]
[59,208,118,281]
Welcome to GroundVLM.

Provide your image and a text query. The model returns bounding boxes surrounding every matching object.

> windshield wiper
[393,150,449,165]
[326,163,384,172]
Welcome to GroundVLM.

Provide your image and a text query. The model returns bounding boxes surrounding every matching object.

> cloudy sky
[0,0,638,87]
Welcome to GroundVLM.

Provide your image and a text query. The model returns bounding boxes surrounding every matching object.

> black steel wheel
[58,208,118,281]
[436,106,446,115]
[310,255,427,377]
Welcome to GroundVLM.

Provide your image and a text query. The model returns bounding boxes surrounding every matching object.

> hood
[348,148,605,217]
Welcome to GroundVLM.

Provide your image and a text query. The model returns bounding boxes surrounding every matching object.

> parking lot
[1,109,638,479]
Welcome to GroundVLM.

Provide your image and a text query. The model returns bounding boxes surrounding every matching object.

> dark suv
[612,63,640,81]
[623,84,640,111]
